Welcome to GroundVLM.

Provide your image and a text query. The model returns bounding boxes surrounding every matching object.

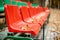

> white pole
[45,0,49,7]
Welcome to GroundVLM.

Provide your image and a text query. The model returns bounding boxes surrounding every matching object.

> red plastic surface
[20,6,33,23]
[5,5,43,36]
[5,4,50,36]
[28,7,37,17]
[27,2,31,7]
[20,6,30,19]
[28,7,43,24]
[36,7,43,13]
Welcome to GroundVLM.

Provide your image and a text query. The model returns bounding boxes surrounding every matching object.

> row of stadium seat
[5,4,49,36]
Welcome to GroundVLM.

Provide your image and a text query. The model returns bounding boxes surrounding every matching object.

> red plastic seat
[5,5,41,36]
[28,7,37,17]
[36,7,43,13]
[28,7,38,23]
[43,7,50,13]
[28,7,49,26]
[28,7,43,23]
[43,7,50,18]
[27,2,31,7]
[20,6,45,26]
[20,6,34,23]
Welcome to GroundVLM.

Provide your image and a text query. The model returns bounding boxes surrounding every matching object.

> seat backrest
[28,6,43,18]
[20,6,30,20]
[28,7,37,17]
[11,0,17,5]
[31,3,38,7]
[5,5,22,24]
[0,0,4,12]
[27,2,31,7]
[4,0,27,7]
[4,0,11,4]
[17,2,22,6]
[21,2,27,6]
[0,0,4,7]
[43,7,48,11]
[36,7,43,13]
[33,7,37,15]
